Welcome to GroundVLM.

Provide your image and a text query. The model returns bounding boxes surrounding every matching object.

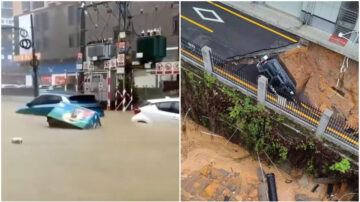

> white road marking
[193,7,224,23]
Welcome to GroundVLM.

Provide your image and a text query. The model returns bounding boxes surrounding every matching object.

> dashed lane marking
[181,15,214,33]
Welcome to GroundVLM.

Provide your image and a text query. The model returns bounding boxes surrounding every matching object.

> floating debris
[11,137,23,144]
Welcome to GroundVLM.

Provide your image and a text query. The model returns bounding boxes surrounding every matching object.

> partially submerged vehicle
[47,102,101,129]
[131,97,179,124]
[16,92,104,117]
[257,55,297,102]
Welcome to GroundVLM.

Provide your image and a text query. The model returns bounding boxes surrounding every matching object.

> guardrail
[181,37,359,152]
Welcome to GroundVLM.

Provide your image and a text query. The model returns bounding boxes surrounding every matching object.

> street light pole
[30,14,39,97]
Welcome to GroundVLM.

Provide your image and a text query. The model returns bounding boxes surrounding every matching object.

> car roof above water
[147,97,179,103]
[39,91,96,99]
[39,91,76,97]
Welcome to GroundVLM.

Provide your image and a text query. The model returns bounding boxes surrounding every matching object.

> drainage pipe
[267,173,278,201]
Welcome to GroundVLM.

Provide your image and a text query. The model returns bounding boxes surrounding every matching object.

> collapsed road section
[181,1,358,154]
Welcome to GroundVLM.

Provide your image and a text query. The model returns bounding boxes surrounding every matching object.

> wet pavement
[2,96,179,201]
[181,1,299,59]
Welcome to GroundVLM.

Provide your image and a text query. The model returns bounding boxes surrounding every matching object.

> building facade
[1,1,27,85]
[11,1,179,92]
[264,1,359,42]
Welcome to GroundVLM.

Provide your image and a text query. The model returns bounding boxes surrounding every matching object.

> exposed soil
[181,119,331,201]
[279,43,358,127]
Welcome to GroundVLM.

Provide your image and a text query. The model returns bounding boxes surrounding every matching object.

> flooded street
[2,96,179,201]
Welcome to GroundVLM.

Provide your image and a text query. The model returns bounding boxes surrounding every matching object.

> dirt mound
[182,165,247,201]
[181,119,327,201]
[279,43,358,127]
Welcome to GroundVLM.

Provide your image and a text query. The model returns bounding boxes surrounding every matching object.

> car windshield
[29,95,62,105]
[69,95,97,103]
[155,101,179,114]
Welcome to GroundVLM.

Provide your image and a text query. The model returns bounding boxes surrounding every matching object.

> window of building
[41,12,48,31]
[22,2,30,11]
[68,5,75,25]
[34,14,41,31]
[69,34,75,48]
[32,2,44,10]
[76,6,81,24]
[76,32,80,47]
[36,40,41,51]
[2,2,12,8]
[173,15,179,35]
[1,55,5,60]
[1,9,13,18]
[42,36,49,50]
[7,55,12,60]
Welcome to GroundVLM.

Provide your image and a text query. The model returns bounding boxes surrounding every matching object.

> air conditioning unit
[86,43,116,61]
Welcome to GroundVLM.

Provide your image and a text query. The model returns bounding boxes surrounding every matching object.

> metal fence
[181,37,359,150]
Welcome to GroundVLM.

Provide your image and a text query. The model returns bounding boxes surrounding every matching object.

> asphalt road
[181,1,299,59]
[2,96,179,201]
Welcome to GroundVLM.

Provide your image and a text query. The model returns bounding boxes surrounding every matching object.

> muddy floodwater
[2,96,179,201]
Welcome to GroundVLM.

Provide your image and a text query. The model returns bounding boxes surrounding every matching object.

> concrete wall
[265,1,343,34]
[265,2,303,18]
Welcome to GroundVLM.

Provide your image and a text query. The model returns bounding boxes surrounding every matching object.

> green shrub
[329,158,351,173]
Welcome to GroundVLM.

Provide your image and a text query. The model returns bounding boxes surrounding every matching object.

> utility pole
[30,14,39,97]
[79,1,86,93]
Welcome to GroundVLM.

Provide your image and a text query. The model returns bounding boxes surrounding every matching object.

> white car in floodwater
[131,97,179,124]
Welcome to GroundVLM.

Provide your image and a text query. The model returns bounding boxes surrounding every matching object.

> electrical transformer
[86,43,116,61]
[137,35,166,63]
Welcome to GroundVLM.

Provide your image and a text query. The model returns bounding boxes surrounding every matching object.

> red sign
[117,42,126,52]
[77,52,83,60]
[155,62,179,75]
[329,34,348,47]
[41,75,52,84]
[55,76,66,85]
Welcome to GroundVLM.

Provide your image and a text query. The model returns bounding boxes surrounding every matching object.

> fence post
[316,108,333,136]
[257,75,268,104]
[201,46,213,73]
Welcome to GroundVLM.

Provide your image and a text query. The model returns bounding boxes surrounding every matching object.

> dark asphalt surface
[181,1,299,59]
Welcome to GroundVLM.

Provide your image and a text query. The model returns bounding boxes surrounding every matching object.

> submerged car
[16,92,104,117]
[131,97,179,124]
[257,55,297,101]
[47,102,102,129]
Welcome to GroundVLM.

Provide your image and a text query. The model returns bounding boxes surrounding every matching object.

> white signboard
[104,60,110,69]
[136,52,143,59]
[25,75,32,87]
[83,61,94,70]
[155,61,179,75]
[116,67,125,74]
[110,58,117,68]
[18,14,32,55]
[117,54,125,66]
[76,64,83,70]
